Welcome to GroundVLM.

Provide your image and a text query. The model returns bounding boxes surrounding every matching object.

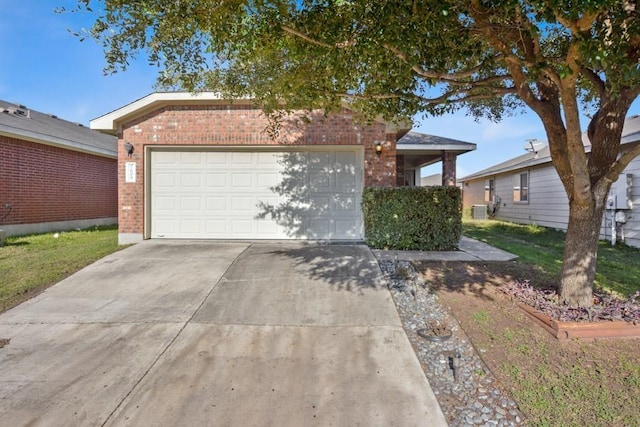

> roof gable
[90,92,411,135]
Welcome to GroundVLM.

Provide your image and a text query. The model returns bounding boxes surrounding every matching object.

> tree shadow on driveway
[242,243,385,294]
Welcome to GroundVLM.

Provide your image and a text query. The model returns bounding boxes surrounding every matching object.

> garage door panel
[180,196,202,212]
[256,196,279,209]
[180,173,202,187]
[153,151,178,166]
[309,152,331,167]
[309,171,331,191]
[151,149,362,239]
[333,195,357,212]
[231,220,254,234]
[231,196,254,212]
[206,173,227,188]
[154,172,177,188]
[205,152,228,164]
[336,172,357,190]
[231,173,253,188]
[257,172,280,189]
[231,152,253,165]
[308,219,331,238]
[205,220,228,235]
[154,219,176,235]
[335,219,358,237]
[256,219,282,236]
[335,151,356,169]
[257,152,280,166]
[308,196,331,214]
[180,152,204,164]
[179,219,202,234]
[206,197,226,211]
[155,196,177,211]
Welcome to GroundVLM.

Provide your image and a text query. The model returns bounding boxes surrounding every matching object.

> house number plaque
[125,162,136,183]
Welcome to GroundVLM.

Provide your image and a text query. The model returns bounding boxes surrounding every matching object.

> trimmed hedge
[362,186,462,251]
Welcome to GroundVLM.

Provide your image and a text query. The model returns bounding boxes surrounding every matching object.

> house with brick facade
[0,100,118,237]
[91,92,475,244]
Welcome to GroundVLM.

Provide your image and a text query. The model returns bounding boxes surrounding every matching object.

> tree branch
[334,85,516,106]
[445,75,513,87]
[281,25,333,49]
[552,9,599,34]
[383,44,500,82]
[579,66,606,99]
[416,86,517,104]
[333,92,401,100]
[604,143,640,183]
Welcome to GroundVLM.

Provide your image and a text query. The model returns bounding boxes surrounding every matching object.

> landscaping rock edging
[379,259,525,427]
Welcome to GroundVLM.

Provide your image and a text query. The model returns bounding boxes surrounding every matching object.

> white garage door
[150,148,363,240]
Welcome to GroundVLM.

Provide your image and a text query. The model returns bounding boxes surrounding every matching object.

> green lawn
[0,226,121,313]
[463,219,640,297]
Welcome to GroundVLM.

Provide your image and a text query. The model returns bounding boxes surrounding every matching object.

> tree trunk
[559,197,606,307]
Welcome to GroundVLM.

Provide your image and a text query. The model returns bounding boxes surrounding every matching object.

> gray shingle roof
[460,115,640,181]
[1,100,117,158]
[398,131,476,151]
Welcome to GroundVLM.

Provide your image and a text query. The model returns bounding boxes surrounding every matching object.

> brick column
[442,151,457,186]
[396,155,405,187]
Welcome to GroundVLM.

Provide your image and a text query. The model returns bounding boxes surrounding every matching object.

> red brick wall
[117,104,397,235]
[0,135,117,225]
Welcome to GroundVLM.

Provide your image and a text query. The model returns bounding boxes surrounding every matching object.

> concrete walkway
[0,241,447,426]
[372,236,518,262]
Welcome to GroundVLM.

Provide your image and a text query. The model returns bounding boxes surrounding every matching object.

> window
[513,172,529,203]
[484,178,495,202]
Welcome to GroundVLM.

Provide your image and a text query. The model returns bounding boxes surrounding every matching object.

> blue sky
[2,1,639,178]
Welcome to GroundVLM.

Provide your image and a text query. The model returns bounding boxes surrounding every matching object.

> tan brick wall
[0,135,117,226]
[462,179,487,210]
[117,104,397,235]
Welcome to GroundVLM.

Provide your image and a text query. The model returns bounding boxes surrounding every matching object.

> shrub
[362,186,461,250]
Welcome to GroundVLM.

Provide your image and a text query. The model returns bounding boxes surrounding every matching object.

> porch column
[396,155,405,186]
[442,151,457,186]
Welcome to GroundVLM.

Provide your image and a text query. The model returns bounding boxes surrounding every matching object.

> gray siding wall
[463,154,640,249]
[493,165,570,230]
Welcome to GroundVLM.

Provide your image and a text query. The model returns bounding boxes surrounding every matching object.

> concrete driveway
[0,241,447,426]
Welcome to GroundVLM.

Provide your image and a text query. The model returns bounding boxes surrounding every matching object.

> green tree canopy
[74,0,640,306]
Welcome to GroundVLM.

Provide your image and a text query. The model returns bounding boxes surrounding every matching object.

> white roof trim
[91,92,251,135]
[91,91,411,135]
[397,143,477,152]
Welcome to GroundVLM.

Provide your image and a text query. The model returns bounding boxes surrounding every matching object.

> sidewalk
[371,236,518,262]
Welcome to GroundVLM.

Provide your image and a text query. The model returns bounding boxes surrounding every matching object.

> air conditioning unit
[473,205,487,220]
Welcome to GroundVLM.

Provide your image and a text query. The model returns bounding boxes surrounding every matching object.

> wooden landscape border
[517,303,640,340]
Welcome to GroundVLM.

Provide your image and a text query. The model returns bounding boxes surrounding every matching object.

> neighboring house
[421,174,443,186]
[91,92,476,244]
[0,100,118,237]
[460,115,640,248]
